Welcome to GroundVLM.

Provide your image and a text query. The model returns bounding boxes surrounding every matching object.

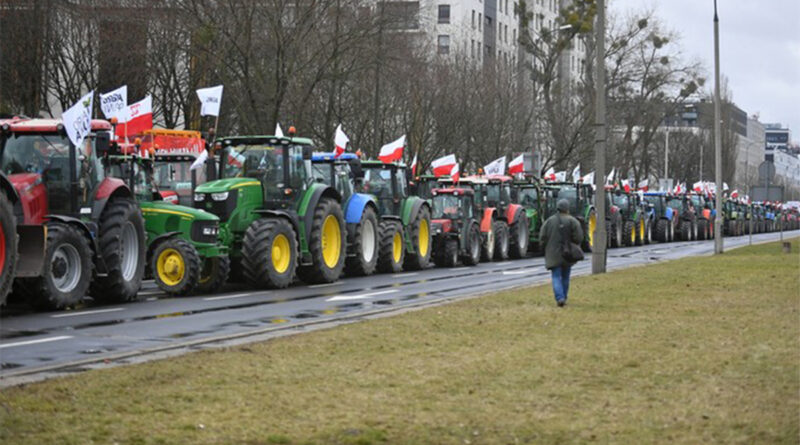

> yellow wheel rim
[271,234,291,274]
[418,218,430,257]
[321,215,341,268]
[630,225,636,243]
[392,231,402,264]
[588,213,596,248]
[156,248,185,286]
[639,221,645,240]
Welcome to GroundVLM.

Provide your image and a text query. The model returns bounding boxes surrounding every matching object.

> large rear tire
[655,219,669,243]
[377,220,404,273]
[345,206,379,276]
[680,221,692,241]
[242,218,297,289]
[297,198,347,284]
[151,237,201,296]
[28,223,92,310]
[196,255,231,294]
[403,205,432,270]
[509,215,530,258]
[493,220,509,261]
[463,224,481,266]
[440,238,458,267]
[91,198,146,303]
[623,220,636,247]
[697,219,708,240]
[0,192,18,306]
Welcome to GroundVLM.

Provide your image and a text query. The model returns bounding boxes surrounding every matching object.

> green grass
[1,239,799,445]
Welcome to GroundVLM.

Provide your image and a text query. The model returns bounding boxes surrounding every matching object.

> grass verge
[1,239,798,445]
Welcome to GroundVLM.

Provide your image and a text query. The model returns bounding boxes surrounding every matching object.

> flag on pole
[196,85,224,117]
[378,135,405,163]
[484,156,506,176]
[554,171,567,182]
[116,96,152,138]
[431,154,457,177]
[572,164,581,182]
[99,85,127,121]
[730,189,739,199]
[190,150,209,171]
[62,91,94,148]
[693,181,703,193]
[606,168,615,185]
[638,179,649,191]
[334,124,349,158]
[410,152,418,177]
[508,154,524,175]
[581,171,594,184]
[543,167,555,181]
[275,123,285,138]
[451,163,460,182]
[622,179,631,193]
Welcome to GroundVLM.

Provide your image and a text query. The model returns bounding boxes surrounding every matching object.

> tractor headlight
[211,192,229,201]
[202,226,218,236]
[194,193,205,202]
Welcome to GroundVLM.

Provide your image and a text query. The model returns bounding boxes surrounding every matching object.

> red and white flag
[693,181,703,194]
[451,163,460,182]
[638,179,649,192]
[379,135,405,163]
[731,189,739,199]
[410,152,418,176]
[484,156,506,176]
[622,179,631,193]
[673,182,685,194]
[508,154,524,175]
[116,95,152,138]
[431,154,457,177]
[554,171,567,182]
[334,124,349,158]
[543,167,556,181]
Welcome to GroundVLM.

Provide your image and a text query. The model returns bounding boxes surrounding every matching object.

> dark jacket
[540,212,584,269]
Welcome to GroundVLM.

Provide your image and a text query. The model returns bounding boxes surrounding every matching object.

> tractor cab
[413,174,440,200]
[431,187,475,222]
[429,187,481,267]
[140,129,208,206]
[358,160,409,216]
[311,152,361,200]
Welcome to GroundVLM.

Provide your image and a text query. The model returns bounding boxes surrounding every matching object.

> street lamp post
[713,0,724,254]
[592,0,607,274]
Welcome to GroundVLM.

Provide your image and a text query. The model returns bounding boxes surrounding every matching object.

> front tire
[196,255,231,294]
[481,222,496,261]
[28,223,92,310]
[440,238,458,267]
[0,192,18,306]
[377,220,404,273]
[297,198,347,284]
[655,219,669,243]
[623,220,636,247]
[151,237,201,296]
[493,220,509,261]
[91,198,146,303]
[463,224,481,266]
[345,206,379,276]
[242,218,297,289]
[697,219,708,240]
[509,215,530,258]
[404,205,432,270]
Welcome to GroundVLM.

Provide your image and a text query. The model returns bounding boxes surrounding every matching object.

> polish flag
[673,182,684,194]
[554,171,567,182]
[638,179,649,192]
[693,181,703,193]
[116,96,152,138]
[334,124,349,158]
[379,135,405,163]
[410,152,418,176]
[543,167,556,181]
[431,154,457,177]
[731,189,739,199]
[508,154,524,175]
[622,179,631,193]
[451,163,460,182]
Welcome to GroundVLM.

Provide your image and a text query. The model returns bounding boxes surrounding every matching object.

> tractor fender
[401,196,428,226]
[91,178,134,221]
[480,208,497,233]
[45,214,104,273]
[505,203,523,225]
[146,231,182,259]
[0,172,19,204]
[344,193,377,225]
[665,207,674,221]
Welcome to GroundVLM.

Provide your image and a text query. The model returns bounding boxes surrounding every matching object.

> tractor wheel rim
[321,215,341,268]
[0,223,5,274]
[361,219,376,263]
[630,225,635,243]
[51,244,81,293]
[120,222,138,282]
[199,258,214,284]
[639,221,644,240]
[588,214,596,248]
[157,248,185,286]
[392,231,402,264]
[418,218,430,257]
[271,234,291,274]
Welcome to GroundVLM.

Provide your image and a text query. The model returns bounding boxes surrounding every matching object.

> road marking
[0,336,73,349]
[449,267,470,271]
[393,272,418,278]
[308,281,346,289]
[138,290,163,296]
[326,289,399,302]
[203,293,254,301]
[51,308,125,318]
[495,261,513,266]
[502,270,528,275]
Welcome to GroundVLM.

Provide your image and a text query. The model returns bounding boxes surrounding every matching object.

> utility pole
[713,0,724,254]
[592,0,607,274]
[664,127,669,179]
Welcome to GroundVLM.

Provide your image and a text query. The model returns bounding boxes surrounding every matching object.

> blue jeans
[551,265,572,303]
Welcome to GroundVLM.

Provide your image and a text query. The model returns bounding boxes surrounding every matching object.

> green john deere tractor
[104,145,229,296]
[358,160,431,273]
[194,133,346,288]
[543,182,597,251]
[511,179,545,253]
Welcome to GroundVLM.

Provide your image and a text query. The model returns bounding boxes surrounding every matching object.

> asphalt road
[1,231,796,386]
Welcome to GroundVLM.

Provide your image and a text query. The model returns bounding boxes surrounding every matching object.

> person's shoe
[557,299,566,307]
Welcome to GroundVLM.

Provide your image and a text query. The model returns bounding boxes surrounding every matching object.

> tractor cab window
[612,193,629,210]
[432,194,462,219]
[225,144,283,182]
[644,196,663,214]
[363,167,396,215]
[153,160,201,206]
[667,199,683,211]
[107,159,152,201]
[393,168,408,198]
[517,187,538,207]
[557,185,579,213]
[311,162,333,185]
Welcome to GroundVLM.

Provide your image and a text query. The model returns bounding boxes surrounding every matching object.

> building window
[485,15,492,31]
[472,10,475,28]
[499,0,503,13]
[513,28,516,43]
[479,13,482,30]
[471,39,475,57]
[505,0,509,14]
[438,4,450,24]
[438,35,450,54]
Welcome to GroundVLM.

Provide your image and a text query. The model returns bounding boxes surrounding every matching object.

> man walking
[540,199,584,307]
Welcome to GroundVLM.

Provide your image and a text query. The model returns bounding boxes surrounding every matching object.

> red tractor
[429,187,482,267]
[0,118,146,309]
[481,175,529,258]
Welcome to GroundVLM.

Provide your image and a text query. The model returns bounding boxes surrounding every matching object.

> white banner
[484,156,506,176]
[62,91,94,148]
[196,85,224,117]
[99,85,128,122]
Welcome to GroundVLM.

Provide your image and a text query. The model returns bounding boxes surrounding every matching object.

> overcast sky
[609,0,800,143]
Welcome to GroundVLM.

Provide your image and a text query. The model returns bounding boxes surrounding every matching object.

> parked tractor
[0,118,146,309]
[311,153,380,276]
[467,175,529,258]
[194,132,346,288]
[140,128,209,206]
[358,160,431,272]
[666,195,698,241]
[542,181,597,251]
[602,188,624,248]
[429,188,482,267]
[103,142,229,295]
[609,190,647,246]
[510,179,545,253]
[643,192,676,242]
[688,193,715,240]
[412,174,439,200]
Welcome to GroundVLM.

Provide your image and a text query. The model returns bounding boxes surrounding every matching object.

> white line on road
[326,289,399,302]
[0,336,73,349]
[495,261,513,266]
[51,308,125,318]
[308,281,346,289]
[502,270,529,275]
[203,293,255,301]
[449,267,470,271]
[393,272,418,278]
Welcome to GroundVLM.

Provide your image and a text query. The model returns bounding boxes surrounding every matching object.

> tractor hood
[141,200,219,222]
[195,177,260,194]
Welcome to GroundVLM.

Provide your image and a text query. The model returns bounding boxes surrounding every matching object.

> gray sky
[609,0,800,144]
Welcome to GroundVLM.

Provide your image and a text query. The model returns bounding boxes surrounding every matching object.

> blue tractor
[311,153,380,276]
[643,192,676,243]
